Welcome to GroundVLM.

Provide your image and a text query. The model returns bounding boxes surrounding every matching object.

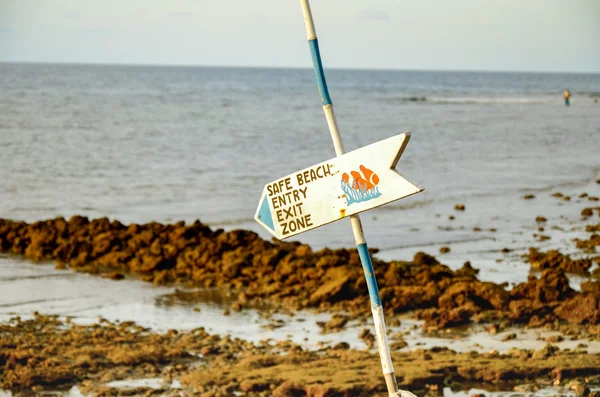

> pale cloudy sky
[1,0,599,72]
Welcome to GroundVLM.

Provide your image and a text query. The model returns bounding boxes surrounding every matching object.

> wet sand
[1,179,599,395]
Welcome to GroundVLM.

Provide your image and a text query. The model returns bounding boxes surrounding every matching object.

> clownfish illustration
[341,165,382,205]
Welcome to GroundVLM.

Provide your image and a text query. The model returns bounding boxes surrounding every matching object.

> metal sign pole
[298,1,416,396]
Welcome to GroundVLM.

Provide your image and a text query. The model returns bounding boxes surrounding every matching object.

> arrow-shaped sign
[255,133,422,240]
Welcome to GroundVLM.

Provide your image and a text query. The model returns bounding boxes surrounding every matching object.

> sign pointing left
[255,133,423,240]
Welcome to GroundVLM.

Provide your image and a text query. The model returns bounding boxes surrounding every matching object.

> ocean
[1,63,599,259]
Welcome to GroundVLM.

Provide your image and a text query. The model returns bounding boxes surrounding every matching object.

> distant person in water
[563,90,571,106]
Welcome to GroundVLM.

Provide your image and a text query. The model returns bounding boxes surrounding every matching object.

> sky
[1,0,599,73]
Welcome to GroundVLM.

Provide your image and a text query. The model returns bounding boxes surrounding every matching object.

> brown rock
[317,315,349,332]
[511,269,574,303]
[582,208,594,217]
[532,344,559,359]
[527,248,591,274]
[384,285,440,312]
[306,385,340,397]
[581,281,600,296]
[390,340,408,350]
[487,324,499,335]
[439,281,508,311]
[544,335,564,343]
[593,267,600,280]
[106,272,124,280]
[419,305,472,329]
[332,342,350,350]
[555,294,600,325]
[454,261,479,278]
[240,380,268,393]
[575,234,600,253]
[310,267,357,305]
[413,252,440,266]
[358,328,375,348]
[272,381,307,397]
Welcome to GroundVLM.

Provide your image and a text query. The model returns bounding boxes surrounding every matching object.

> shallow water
[2,254,599,357]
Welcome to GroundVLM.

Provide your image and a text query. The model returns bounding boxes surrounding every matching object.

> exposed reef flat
[1,212,599,337]
[1,315,599,396]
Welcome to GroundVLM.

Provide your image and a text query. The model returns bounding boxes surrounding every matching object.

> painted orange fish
[341,165,382,205]
[342,165,379,190]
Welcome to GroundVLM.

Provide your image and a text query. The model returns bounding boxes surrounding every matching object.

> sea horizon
[2,59,599,75]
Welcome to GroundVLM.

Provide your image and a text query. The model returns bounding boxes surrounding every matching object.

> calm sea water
[1,63,599,254]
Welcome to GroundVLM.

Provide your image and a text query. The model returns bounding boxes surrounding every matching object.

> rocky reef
[1,216,599,334]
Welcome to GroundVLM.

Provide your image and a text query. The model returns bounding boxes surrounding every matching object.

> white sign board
[255,133,423,239]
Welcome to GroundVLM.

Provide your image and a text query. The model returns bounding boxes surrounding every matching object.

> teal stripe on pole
[357,243,382,308]
[308,39,332,106]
